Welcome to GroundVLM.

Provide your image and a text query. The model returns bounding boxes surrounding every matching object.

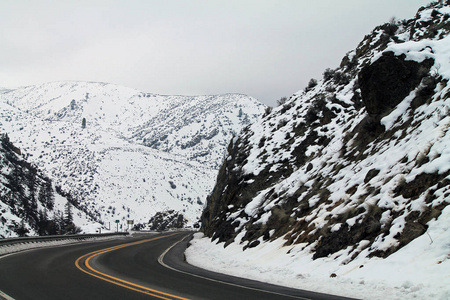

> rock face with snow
[0,82,265,233]
[201,2,450,262]
[142,210,187,231]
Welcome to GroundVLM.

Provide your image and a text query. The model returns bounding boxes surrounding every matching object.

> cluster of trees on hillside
[1,134,80,237]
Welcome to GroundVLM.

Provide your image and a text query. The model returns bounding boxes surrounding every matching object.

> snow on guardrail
[0,232,129,256]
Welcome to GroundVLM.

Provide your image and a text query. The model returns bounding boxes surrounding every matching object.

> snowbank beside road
[186,206,450,300]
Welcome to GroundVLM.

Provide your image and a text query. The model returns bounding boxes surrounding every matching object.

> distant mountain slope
[0,82,265,230]
[2,82,263,168]
[201,1,450,263]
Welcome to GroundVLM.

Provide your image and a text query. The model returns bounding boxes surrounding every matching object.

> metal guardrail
[0,232,129,247]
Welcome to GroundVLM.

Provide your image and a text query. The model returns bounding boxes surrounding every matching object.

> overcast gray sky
[0,0,432,106]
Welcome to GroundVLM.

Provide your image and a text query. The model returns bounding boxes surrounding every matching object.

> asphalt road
[0,231,357,300]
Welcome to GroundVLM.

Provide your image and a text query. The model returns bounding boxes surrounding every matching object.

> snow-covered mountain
[196,2,450,299]
[0,81,265,232]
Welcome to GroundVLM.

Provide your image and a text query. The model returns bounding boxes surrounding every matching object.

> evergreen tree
[15,220,29,237]
[38,181,55,210]
[63,202,81,234]
[8,166,23,195]
[37,209,49,236]
[54,211,65,235]
[25,168,37,206]
[64,201,73,227]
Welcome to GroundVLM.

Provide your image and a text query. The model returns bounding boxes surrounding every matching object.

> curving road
[0,232,355,300]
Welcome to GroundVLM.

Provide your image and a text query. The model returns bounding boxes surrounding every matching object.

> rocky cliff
[201,1,450,261]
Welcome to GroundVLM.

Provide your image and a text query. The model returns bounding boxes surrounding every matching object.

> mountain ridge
[0,81,266,233]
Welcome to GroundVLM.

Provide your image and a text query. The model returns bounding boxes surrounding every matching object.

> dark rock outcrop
[147,210,187,231]
[359,52,434,121]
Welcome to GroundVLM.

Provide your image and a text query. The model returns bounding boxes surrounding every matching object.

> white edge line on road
[158,234,311,300]
[0,289,15,300]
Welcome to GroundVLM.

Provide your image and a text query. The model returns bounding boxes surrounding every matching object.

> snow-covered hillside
[0,81,265,231]
[195,2,450,299]
[0,133,102,238]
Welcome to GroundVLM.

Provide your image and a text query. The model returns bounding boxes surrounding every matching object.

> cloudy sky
[0,0,431,106]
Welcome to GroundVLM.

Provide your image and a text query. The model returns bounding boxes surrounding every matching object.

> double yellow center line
[75,233,190,300]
